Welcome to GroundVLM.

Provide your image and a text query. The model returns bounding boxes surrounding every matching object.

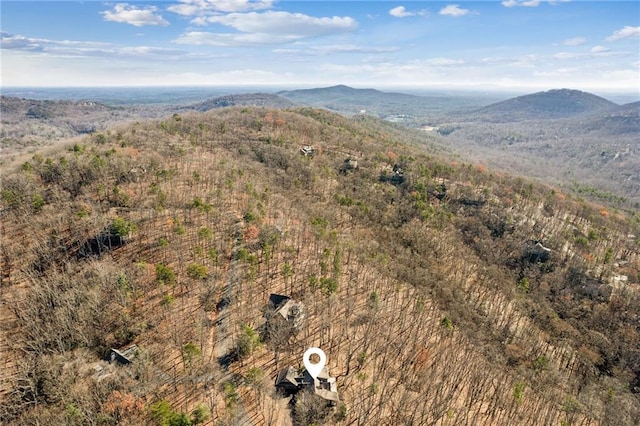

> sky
[1,0,639,92]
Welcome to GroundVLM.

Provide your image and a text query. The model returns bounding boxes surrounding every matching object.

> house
[275,366,300,393]
[107,344,138,365]
[379,163,406,186]
[267,294,305,330]
[275,365,340,404]
[303,368,340,404]
[300,146,316,157]
[524,240,552,263]
[342,157,358,172]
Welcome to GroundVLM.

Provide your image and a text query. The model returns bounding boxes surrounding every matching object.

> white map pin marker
[303,347,326,380]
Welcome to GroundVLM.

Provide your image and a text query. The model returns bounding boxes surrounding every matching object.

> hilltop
[1,106,639,425]
[469,89,618,122]
[435,91,639,206]
[590,101,640,135]
[186,93,295,112]
[2,86,638,209]
[278,84,427,116]
[278,85,496,119]
[0,96,166,157]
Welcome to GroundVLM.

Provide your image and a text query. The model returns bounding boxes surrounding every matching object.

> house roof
[108,344,138,364]
[268,293,305,326]
[302,369,340,402]
[275,366,299,388]
[269,293,290,307]
[276,366,340,403]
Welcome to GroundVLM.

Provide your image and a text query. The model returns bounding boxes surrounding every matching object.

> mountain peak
[475,88,617,121]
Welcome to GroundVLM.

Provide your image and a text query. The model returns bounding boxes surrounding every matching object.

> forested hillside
[438,92,640,206]
[1,107,639,425]
[186,94,294,112]
[0,96,164,158]
[468,89,617,121]
[277,85,496,119]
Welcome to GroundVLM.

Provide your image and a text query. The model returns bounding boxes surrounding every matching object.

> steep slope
[1,107,638,425]
[470,89,617,121]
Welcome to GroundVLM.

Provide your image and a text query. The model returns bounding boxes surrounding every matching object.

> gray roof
[275,365,339,403]
[275,366,299,389]
[268,294,305,328]
[108,344,138,364]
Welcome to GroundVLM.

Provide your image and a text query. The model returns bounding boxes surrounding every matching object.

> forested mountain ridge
[0,96,164,157]
[277,84,496,118]
[4,87,637,209]
[186,93,294,112]
[438,92,640,206]
[1,106,639,425]
[467,89,618,122]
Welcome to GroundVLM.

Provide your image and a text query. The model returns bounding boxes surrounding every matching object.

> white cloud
[425,57,465,66]
[389,6,428,18]
[0,32,186,60]
[502,0,541,7]
[274,44,399,56]
[514,54,540,67]
[200,11,356,34]
[502,0,569,6]
[1,32,110,51]
[1,33,43,50]
[389,6,412,18]
[177,11,357,46]
[102,3,169,27]
[553,52,577,60]
[439,4,473,17]
[168,0,274,16]
[481,56,509,65]
[174,31,297,46]
[605,26,640,42]
[553,49,627,61]
[562,37,586,46]
[160,69,288,85]
[4,42,638,90]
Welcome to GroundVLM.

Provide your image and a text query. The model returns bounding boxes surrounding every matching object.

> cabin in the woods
[275,365,340,404]
[267,293,305,330]
[107,344,138,365]
[300,145,317,157]
[524,240,552,263]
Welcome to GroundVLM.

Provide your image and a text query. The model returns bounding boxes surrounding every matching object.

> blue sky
[1,1,638,91]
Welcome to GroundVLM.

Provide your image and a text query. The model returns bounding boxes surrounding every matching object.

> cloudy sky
[1,0,638,91]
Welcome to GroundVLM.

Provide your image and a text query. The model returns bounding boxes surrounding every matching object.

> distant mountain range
[186,93,294,111]
[0,96,114,121]
[467,89,619,122]
[437,90,639,205]
[0,96,162,157]
[184,86,638,205]
[277,84,500,119]
[2,86,638,205]
[578,101,640,135]
[277,84,424,108]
